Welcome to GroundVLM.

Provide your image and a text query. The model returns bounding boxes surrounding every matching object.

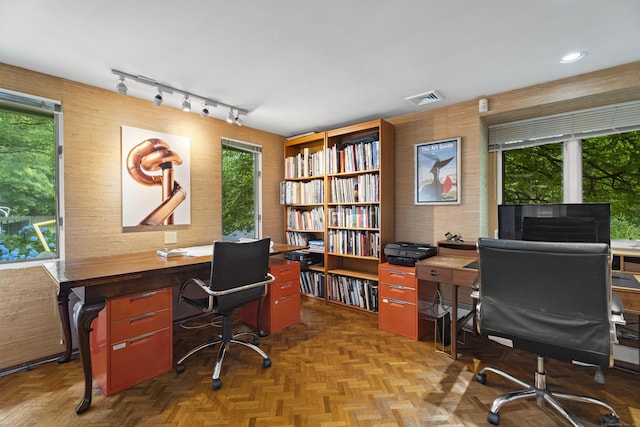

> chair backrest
[210,238,271,314]
[477,237,613,367]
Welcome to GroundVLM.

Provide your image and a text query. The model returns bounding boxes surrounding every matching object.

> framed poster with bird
[414,137,461,205]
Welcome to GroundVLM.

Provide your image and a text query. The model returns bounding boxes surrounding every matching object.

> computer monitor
[498,203,611,246]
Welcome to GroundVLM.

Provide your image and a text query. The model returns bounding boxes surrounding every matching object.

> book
[156,248,188,258]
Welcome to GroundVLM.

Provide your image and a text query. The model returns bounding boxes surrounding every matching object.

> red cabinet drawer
[110,288,172,321]
[269,259,300,283]
[378,282,417,304]
[110,309,171,343]
[379,264,416,289]
[270,293,301,333]
[378,297,417,340]
[109,327,172,395]
[270,279,299,299]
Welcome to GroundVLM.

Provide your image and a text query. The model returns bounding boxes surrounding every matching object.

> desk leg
[72,300,105,414]
[56,288,73,363]
[450,285,459,360]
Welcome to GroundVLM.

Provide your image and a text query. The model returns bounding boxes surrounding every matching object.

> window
[492,101,640,243]
[0,89,62,265]
[221,138,262,240]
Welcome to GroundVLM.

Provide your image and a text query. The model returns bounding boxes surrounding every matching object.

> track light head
[116,77,127,95]
[153,90,163,106]
[234,113,242,126]
[226,109,234,124]
[182,95,191,112]
[200,103,209,118]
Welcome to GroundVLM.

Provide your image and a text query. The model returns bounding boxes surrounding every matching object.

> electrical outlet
[164,231,177,244]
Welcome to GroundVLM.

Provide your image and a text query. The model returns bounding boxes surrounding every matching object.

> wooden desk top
[43,243,304,289]
[417,255,477,271]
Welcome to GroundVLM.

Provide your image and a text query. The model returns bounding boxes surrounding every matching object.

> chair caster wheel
[263,358,272,368]
[212,378,222,390]
[253,337,260,346]
[176,363,185,374]
[487,411,500,425]
[476,372,486,384]
[602,413,620,427]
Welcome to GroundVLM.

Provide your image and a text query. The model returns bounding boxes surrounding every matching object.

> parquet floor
[1,297,639,427]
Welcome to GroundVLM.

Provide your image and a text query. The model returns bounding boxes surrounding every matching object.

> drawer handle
[129,291,160,301]
[129,312,155,324]
[129,330,158,344]
[430,269,440,277]
[389,284,407,290]
[389,270,408,275]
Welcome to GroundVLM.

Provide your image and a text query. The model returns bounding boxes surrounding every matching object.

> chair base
[176,317,271,390]
[476,356,620,427]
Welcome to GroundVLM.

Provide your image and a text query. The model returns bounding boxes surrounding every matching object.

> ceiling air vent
[404,90,443,106]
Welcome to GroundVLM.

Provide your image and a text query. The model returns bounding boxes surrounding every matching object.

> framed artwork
[414,137,461,205]
[121,126,191,229]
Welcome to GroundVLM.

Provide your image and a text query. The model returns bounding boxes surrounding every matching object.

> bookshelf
[283,132,327,299]
[282,120,394,312]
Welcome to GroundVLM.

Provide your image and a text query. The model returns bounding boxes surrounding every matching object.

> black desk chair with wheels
[475,237,622,427]
[175,238,275,390]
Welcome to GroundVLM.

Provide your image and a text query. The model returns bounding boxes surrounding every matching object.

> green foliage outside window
[222,146,255,239]
[503,131,640,240]
[0,107,58,263]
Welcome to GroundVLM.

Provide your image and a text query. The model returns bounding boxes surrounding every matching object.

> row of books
[328,205,379,229]
[327,139,379,174]
[280,179,324,205]
[284,148,325,178]
[300,270,325,298]
[286,231,314,246]
[327,229,380,258]
[286,206,325,231]
[308,239,324,252]
[327,274,378,312]
[329,173,379,203]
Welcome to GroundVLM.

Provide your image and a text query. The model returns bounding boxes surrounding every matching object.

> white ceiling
[2,1,640,137]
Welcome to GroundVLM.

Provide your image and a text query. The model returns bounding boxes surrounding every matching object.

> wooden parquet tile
[1,297,639,427]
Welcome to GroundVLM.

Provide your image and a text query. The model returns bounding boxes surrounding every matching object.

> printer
[384,242,437,266]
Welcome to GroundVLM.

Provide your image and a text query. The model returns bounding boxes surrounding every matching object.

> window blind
[488,100,640,151]
[222,138,262,153]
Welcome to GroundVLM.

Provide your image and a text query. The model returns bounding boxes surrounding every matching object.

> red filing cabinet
[240,258,301,334]
[378,263,429,340]
[90,287,173,396]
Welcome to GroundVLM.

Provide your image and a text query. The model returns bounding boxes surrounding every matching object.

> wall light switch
[164,231,177,244]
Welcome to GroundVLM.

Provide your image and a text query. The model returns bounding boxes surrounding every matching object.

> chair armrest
[208,273,275,297]
[470,277,479,299]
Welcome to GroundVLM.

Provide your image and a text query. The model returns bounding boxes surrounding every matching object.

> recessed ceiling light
[560,50,588,63]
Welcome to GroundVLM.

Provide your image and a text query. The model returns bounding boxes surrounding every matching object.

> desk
[416,255,477,360]
[43,243,301,414]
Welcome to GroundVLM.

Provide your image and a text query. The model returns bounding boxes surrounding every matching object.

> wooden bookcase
[282,132,327,298]
[282,119,394,313]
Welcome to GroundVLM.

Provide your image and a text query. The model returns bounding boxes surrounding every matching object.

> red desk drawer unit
[378,263,428,340]
[240,258,301,334]
[90,287,172,396]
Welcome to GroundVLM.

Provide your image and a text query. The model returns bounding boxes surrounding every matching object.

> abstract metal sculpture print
[414,137,461,205]
[121,126,191,228]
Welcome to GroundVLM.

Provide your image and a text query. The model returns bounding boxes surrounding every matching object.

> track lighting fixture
[116,76,127,95]
[111,69,248,122]
[182,95,191,112]
[153,89,163,106]
[200,103,209,118]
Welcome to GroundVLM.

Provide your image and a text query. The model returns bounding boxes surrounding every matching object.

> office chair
[175,238,275,390]
[474,237,622,427]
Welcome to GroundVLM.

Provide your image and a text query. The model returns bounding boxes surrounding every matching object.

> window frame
[221,138,263,240]
[0,88,64,269]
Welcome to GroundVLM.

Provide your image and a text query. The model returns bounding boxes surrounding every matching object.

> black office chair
[475,237,622,427]
[175,238,275,390]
